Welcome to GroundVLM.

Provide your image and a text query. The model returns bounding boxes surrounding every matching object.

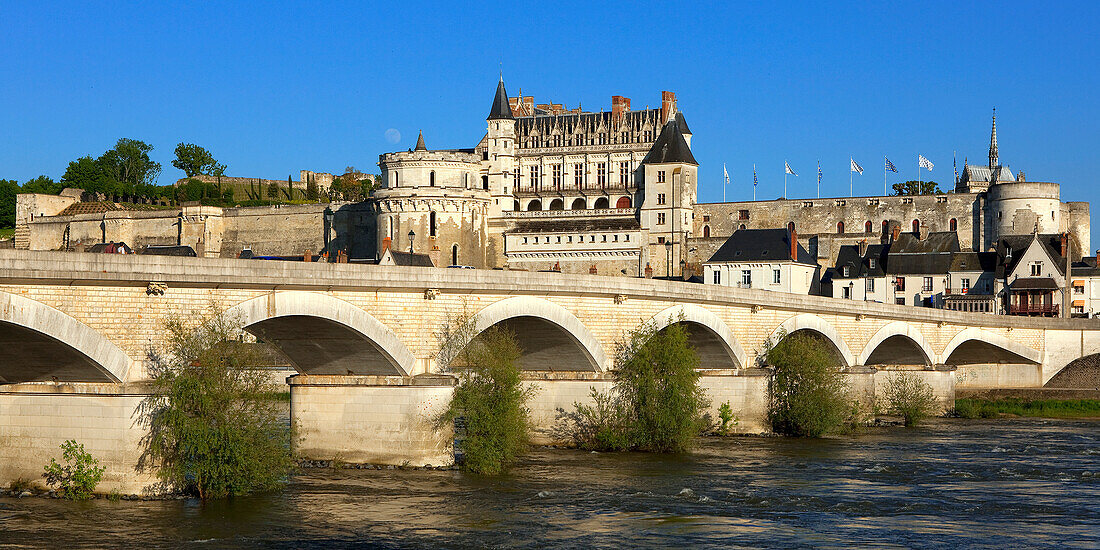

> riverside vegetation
[556,319,710,453]
[42,439,104,500]
[765,331,855,437]
[137,311,293,499]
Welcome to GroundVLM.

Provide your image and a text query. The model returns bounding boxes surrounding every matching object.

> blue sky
[3,2,1098,241]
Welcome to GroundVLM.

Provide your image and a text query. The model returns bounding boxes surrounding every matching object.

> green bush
[138,311,293,499]
[556,320,709,453]
[765,331,853,437]
[43,439,104,500]
[881,371,938,426]
[953,398,1100,418]
[717,401,738,435]
[440,326,534,474]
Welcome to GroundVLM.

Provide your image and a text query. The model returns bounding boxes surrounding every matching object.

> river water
[1,418,1097,549]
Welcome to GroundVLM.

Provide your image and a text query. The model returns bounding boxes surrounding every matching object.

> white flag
[919,155,934,170]
[784,161,797,176]
[850,158,864,174]
[723,164,729,184]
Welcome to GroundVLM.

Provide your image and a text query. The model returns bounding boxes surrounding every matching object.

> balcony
[1008,304,1060,316]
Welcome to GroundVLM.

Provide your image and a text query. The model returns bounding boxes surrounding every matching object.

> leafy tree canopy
[172,143,226,178]
[891,180,942,196]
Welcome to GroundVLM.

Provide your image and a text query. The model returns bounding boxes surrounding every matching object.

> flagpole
[783,160,787,199]
[884,155,887,196]
[849,157,853,197]
[752,163,756,202]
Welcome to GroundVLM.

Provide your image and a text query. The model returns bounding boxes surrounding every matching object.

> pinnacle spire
[989,107,999,168]
[414,130,426,151]
[487,78,513,120]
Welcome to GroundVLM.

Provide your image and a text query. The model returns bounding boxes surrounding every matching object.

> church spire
[989,107,999,168]
[414,130,426,151]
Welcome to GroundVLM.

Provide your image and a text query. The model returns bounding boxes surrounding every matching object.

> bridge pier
[843,365,957,413]
[289,374,456,467]
[0,382,158,495]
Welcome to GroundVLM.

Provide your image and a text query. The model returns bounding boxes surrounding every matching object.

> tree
[98,138,161,190]
[172,143,226,178]
[305,175,319,201]
[138,310,293,499]
[765,331,853,437]
[0,179,19,228]
[891,180,941,196]
[267,180,279,199]
[61,156,110,195]
[21,175,63,195]
[881,371,938,426]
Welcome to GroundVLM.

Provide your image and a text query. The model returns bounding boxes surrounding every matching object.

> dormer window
[1030,262,1042,276]
[843,266,851,278]
[869,258,876,269]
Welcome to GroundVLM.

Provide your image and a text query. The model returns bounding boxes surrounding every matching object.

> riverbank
[955,397,1100,419]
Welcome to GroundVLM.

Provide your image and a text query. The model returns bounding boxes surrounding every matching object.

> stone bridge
[1,250,1098,493]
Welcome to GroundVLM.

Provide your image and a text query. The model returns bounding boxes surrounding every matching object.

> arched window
[739,223,746,230]
[393,172,399,187]
[482,175,489,190]
[865,220,873,233]
[571,198,586,210]
[837,221,845,234]
[464,173,468,189]
[527,200,542,211]
[912,219,920,234]
[430,212,437,237]
[549,198,564,211]
[513,200,520,211]
[451,244,458,266]
[429,171,436,187]
[882,220,889,235]
[593,197,609,209]
[787,222,795,234]
[703,225,710,238]
[616,196,632,208]
[950,218,958,231]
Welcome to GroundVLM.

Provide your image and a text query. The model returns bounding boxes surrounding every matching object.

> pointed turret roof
[641,119,698,165]
[989,108,999,168]
[414,130,426,151]
[675,112,691,135]
[487,78,514,120]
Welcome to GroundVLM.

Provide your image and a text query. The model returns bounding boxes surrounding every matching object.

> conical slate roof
[641,119,697,165]
[487,78,514,120]
[414,130,427,151]
[675,111,691,134]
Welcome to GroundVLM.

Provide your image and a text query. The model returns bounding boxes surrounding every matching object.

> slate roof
[884,232,958,275]
[56,201,166,217]
[414,131,427,151]
[1011,277,1058,290]
[509,217,641,234]
[705,228,816,265]
[962,164,1015,184]
[825,243,887,280]
[1072,257,1100,277]
[641,119,698,166]
[889,231,960,254]
[675,112,691,134]
[949,251,998,273]
[386,250,435,267]
[487,79,514,120]
[994,233,1067,278]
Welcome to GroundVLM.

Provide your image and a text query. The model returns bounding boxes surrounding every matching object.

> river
[1,418,1097,549]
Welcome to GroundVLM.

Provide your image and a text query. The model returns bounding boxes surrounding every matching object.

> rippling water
[2,418,1097,549]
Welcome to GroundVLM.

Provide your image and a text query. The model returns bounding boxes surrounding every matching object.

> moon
[384,128,401,144]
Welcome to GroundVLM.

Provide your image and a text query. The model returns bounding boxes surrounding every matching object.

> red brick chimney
[891,225,901,243]
[644,263,653,279]
[304,250,312,262]
[1061,233,1068,258]
[660,91,677,124]
[789,227,798,260]
[612,95,631,121]
[382,236,391,252]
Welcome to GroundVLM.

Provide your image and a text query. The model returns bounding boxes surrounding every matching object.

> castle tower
[639,117,698,277]
[486,77,516,218]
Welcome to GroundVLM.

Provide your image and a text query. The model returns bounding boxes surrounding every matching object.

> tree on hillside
[21,175,63,195]
[98,138,161,190]
[172,143,226,178]
[891,180,942,196]
[61,156,110,195]
[0,179,19,228]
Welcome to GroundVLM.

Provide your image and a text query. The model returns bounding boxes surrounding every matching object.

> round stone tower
[376,132,491,267]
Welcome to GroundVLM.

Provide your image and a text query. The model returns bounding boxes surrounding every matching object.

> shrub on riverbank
[557,320,709,452]
[440,326,534,475]
[954,398,1100,419]
[765,331,853,437]
[42,439,104,500]
[138,312,293,499]
[881,372,938,426]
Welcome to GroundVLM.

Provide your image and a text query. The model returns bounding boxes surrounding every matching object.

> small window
[1030,263,1042,276]
[657,213,666,225]
[869,258,876,269]
[842,266,851,278]
[923,277,933,292]
[712,270,721,285]
[703,225,710,238]
[866,278,875,292]
[865,220,873,233]
[739,209,750,220]
[950,218,958,231]
[657,236,665,244]
[742,270,752,286]
[625,234,630,242]
[738,224,746,230]
[429,171,436,187]
[896,276,905,291]
[657,193,666,205]
[703,215,711,222]
[895,297,906,305]
[837,221,845,234]
[657,170,666,183]
[962,278,970,293]
[913,219,920,234]
[843,286,852,299]
[773,269,781,284]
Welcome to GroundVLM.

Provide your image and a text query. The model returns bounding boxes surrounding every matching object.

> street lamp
[408,230,416,253]
[680,259,687,279]
[664,240,672,279]
[323,207,334,261]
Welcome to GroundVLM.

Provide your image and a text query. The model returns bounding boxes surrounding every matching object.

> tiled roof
[705,228,816,264]
[55,201,166,217]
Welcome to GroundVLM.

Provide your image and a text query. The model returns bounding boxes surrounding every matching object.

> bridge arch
[645,305,748,369]
[767,313,855,367]
[857,321,936,366]
[939,327,1041,365]
[0,291,133,383]
[458,296,609,372]
[224,291,415,376]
